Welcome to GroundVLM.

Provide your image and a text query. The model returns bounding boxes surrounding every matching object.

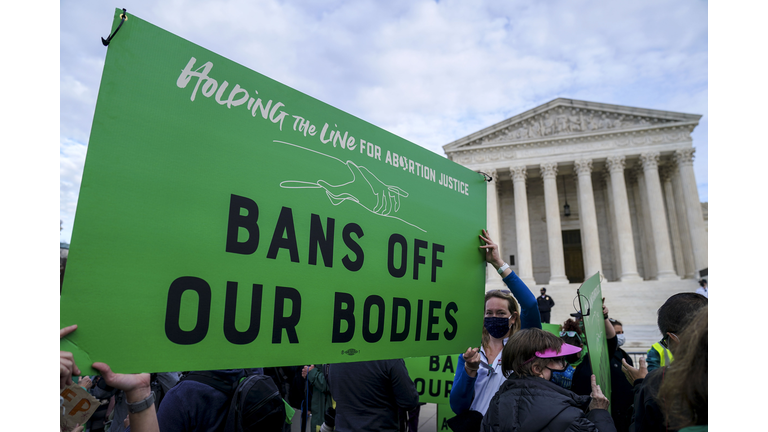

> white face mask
[616,334,626,347]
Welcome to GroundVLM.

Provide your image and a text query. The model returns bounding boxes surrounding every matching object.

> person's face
[540,290,545,296]
[614,324,624,335]
[535,357,567,380]
[485,297,515,325]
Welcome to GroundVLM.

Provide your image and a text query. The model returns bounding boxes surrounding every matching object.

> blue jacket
[449,271,541,415]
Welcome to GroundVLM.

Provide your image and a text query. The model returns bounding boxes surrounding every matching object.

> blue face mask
[550,364,575,389]
[616,334,626,347]
[484,317,510,339]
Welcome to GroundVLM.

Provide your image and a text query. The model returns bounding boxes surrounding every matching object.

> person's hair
[657,293,707,336]
[559,318,583,363]
[658,306,707,429]
[481,290,521,351]
[698,279,707,287]
[609,318,623,327]
[540,287,546,292]
[502,328,563,378]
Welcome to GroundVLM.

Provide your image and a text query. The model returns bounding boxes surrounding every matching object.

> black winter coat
[482,375,617,432]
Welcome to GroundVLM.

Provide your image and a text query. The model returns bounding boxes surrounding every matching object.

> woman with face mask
[481,328,616,432]
[448,230,542,425]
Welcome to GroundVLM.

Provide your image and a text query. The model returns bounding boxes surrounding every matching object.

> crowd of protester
[60,230,708,432]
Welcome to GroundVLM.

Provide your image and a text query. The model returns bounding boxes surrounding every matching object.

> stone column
[510,165,536,286]
[660,164,686,278]
[485,169,503,287]
[601,171,622,280]
[540,163,569,284]
[634,166,657,279]
[670,160,696,278]
[639,152,679,280]
[606,156,643,282]
[675,149,708,272]
[573,159,602,280]
[628,169,649,280]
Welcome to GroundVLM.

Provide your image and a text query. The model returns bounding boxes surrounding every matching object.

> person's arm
[645,347,661,373]
[449,354,476,414]
[549,296,555,308]
[307,366,330,393]
[391,359,420,410]
[479,229,541,330]
[92,362,159,432]
[502,272,541,330]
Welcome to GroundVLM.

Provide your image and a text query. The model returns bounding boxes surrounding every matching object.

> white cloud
[60,0,708,241]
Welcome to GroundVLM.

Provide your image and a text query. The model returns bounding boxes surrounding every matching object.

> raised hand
[479,229,504,268]
[622,357,648,384]
[588,374,610,411]
[463,346,481,377]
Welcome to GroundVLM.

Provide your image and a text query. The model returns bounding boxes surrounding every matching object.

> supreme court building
[443,99,708,341]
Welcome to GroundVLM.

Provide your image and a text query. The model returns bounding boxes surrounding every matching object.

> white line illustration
[274,140,426,232]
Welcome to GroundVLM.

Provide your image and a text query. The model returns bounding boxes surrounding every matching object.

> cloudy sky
[59,0,708,244]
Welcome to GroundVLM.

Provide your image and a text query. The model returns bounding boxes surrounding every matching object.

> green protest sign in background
[404,355,457,404]
[578,272,611,406]
[437,404,457,431]
[61,10,486,375]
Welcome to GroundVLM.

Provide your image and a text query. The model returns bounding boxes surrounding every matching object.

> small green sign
[437,404,457,431]
[578,272,611,407]
[404,355,457,404]
[541,322,561,336]
[61,10,486,375]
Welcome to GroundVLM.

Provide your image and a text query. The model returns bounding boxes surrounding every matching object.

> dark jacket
[537,295,555,312]
[630,368,676,432]
[328,359,419,432]
[155,369,248,432]
[482,375,616,432]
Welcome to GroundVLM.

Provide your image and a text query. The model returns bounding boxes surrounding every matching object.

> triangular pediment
[444,98,702,152]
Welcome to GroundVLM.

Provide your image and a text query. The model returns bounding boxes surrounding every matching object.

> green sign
[577,272,611,406]
[541,322,561,336]
[404,355,456,404]
[437,404,457,431]
[61,10,486,375]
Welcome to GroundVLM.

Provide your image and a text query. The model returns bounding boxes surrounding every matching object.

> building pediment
[444,98,702,153]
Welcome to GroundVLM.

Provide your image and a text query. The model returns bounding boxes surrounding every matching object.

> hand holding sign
[61,324,81,389]
[463,347,481,377]
[588,374,610,411]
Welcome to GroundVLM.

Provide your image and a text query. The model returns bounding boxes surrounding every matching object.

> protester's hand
[622,357,647,383]
[124,415,130,428]
[92,362,151,403]
[302,365,315,379]
[479,229,504,268]
[61,324,81,389]
[79,376,93,390]
[588,375,610,411]
[602,303,609,318]
[463,347,481,376]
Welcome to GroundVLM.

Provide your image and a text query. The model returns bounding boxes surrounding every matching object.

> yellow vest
[651,342,674,366]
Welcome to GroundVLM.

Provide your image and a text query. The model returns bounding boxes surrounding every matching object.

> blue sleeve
[449,354,476,414]
[502,271,541,330]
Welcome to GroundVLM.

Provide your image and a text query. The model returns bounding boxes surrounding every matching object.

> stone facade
[443,99,708,345]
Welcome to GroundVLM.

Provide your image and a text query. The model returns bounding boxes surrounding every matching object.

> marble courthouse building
[443,99,708,345]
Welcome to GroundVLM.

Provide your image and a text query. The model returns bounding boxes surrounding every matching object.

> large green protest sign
[578,272,611,406]
[61,10,486,375]
[404,355,457,404]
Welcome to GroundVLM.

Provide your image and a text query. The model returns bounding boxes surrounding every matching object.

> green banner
[404,355,457,404]
[61,10,486,375]
[577,272,611,407]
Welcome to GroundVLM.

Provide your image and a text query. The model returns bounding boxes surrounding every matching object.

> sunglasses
[559,331,583,343]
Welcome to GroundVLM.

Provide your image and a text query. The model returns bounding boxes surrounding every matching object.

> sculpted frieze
[480,107,676,146]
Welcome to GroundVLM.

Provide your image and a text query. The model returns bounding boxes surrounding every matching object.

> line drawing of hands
[276,140,425,232]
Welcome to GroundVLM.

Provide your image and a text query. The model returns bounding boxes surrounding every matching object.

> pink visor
[522,342,582,364]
